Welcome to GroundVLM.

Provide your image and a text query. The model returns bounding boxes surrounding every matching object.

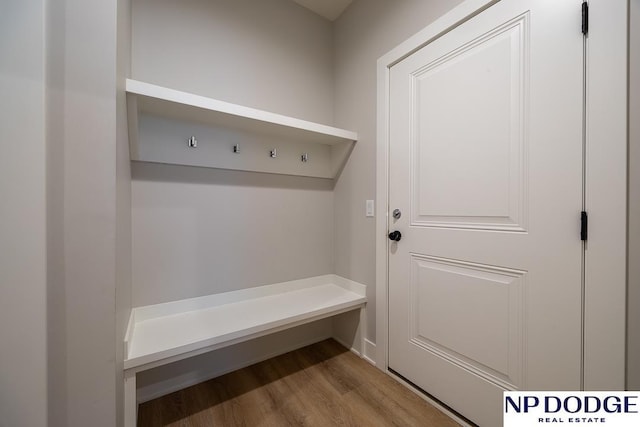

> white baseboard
[363,339,376,365]
[136,319,332,403]
[332,335,362,357]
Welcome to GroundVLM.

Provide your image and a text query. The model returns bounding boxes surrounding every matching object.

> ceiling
[291,0,353,21]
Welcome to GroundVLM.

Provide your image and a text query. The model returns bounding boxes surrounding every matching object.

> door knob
[388,230,402,241]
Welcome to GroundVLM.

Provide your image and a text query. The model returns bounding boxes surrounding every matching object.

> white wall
[332,0,463,342]
[132,0,334,124]
[46,0,122,425]
[46,0,68,423]
[116,0,133,423]
[132,164,334,305]
[628,0,640,391]
[130,0,336,306]
[0,1,48,425]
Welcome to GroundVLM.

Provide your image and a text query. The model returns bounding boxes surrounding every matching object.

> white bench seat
[123,274,366,426]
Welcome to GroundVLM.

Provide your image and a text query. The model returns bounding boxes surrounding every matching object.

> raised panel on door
[408,255,525,389]
[411,14,527,232]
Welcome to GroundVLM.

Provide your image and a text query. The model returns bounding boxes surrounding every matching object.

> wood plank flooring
[138,339,460,427]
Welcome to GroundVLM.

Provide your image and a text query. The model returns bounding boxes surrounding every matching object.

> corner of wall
[116,0,133,424]
[627,0,640,392]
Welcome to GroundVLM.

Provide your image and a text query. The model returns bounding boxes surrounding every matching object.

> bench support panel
[124,370,137,427]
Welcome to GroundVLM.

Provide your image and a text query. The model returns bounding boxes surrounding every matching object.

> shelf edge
[126,79,358,142]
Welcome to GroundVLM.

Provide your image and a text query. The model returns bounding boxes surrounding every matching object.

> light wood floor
[138,339,460,427]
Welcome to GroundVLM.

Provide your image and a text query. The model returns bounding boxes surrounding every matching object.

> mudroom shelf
[126,79,358,178]
[122,274,367,426]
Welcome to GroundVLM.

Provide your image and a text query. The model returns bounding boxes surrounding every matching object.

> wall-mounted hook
[301,153,308,162]
[187,136,197,148]
[233,144,240,153]
[270,149,277,158]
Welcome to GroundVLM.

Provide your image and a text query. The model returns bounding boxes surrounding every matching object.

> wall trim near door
[582,0,628,390]
[375,0,628,391]
[363,339,377,366]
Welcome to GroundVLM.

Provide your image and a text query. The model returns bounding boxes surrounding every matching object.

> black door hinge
[581,211,588,241]
[582,2,589,35]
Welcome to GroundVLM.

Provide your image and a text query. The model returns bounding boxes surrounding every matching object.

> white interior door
[388,1,584,425]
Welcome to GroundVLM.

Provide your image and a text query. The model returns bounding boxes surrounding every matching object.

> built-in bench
[123,274,366,426]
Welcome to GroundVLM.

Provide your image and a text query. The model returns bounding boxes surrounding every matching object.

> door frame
[375,0,628,390]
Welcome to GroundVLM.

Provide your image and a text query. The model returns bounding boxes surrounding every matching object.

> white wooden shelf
[126,79,357,178]
[123,274,366,373]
